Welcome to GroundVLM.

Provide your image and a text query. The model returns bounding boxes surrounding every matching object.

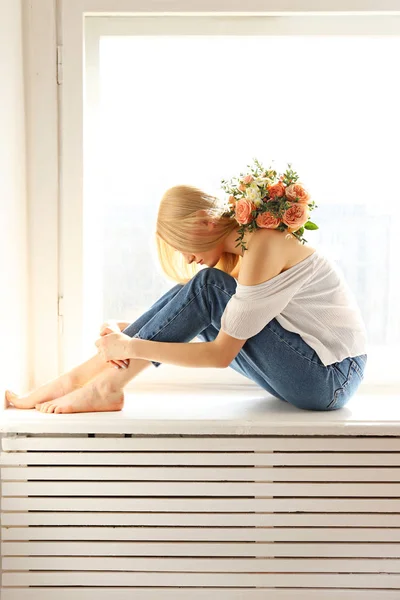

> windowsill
[1,388,400,436]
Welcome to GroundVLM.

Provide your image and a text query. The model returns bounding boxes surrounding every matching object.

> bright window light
[84,29,400,387]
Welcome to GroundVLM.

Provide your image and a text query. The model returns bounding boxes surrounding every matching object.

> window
[61,11,400,390]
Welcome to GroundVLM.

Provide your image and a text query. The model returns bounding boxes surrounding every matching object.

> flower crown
[220,158,318,252]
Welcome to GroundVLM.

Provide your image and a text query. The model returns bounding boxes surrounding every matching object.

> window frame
[51,1,400,391]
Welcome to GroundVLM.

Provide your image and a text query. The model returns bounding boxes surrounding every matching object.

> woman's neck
[222,228,255,256]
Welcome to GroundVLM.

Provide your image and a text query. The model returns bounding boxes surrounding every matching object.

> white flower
[245,182,262,206]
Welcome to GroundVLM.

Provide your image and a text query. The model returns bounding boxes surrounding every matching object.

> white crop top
[220,249,368,366]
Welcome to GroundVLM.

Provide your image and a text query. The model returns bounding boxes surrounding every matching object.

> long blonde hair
[155,184,241,284]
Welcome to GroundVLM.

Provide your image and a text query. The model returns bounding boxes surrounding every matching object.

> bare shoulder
[238,228,316,286]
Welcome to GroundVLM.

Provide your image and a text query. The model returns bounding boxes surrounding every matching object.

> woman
[5,184,367,414]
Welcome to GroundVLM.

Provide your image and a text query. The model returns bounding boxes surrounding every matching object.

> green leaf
[304,221,319,230]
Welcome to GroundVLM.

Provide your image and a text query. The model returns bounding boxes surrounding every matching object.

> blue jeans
[122,267,367,411]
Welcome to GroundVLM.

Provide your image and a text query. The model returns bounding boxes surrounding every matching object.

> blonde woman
[5,185,367,414]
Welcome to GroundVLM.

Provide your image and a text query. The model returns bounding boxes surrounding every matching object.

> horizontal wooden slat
[3,526,400,542]
[4,540,400,557]
[3,556,400,573]
[4,436,400,452]
[3,466,400,481]
[3,451,400,466]
[2,496,399,512]
[3,511,400,527]
[4,481,400,496]
[2,589,400,600]
[3,571,400,587]
[3,434,400,595]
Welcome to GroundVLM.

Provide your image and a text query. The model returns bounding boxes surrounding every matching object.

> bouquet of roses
[220,158,318,252]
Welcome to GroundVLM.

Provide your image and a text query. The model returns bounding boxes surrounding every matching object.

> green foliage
[304,221,319,230]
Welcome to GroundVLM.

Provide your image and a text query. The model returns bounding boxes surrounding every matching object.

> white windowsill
[1,388,400,436]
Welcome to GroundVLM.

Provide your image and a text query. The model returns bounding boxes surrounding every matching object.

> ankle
[95,376,121,398]
[62,371,81,391]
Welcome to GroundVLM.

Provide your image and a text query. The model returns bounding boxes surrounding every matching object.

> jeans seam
[351,359,364,379]
[327,386,344,409]
[327,361,358,409]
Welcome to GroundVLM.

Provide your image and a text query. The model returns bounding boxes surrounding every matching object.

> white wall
[0,0,28,400]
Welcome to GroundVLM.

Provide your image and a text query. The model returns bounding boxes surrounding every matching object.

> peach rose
[235,198,256,225]
[238,183,246,192]
[242,174,254,184]
[256,212,281,229]
[285,183,310,204]
[228,195,236,209]
[282,202,309,230]
[267,181,286,200]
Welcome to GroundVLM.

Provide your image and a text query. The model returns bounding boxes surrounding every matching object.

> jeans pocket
[327,359,361,410]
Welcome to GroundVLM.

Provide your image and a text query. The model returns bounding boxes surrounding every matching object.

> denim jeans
[122,267,367,411]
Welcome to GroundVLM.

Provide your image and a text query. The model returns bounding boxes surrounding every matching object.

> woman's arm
[95,333,226,368]
[130,338,226,368]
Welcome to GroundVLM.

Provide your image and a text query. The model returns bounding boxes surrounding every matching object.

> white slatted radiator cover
[2,431,400,599]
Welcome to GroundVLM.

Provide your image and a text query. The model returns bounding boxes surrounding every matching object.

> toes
[35,401,66,414]
[5,390,17,408]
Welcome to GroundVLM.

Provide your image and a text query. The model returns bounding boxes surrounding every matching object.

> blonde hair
[155,184,241,284]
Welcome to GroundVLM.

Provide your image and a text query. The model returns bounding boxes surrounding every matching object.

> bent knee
[193,266,236,286]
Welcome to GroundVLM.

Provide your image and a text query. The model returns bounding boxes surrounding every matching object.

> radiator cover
[1,393,400,598]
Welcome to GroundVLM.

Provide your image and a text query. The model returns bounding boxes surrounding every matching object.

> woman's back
[238,227,317,283]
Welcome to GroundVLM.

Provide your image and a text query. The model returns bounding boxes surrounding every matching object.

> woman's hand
[99,320,131,369]
[99,320,131,336]
[95,332,133,363]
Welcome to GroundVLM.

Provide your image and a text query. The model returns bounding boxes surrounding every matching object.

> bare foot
[5,374,79,410]
[35,380,124,414]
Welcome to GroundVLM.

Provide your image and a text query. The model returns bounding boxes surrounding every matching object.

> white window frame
[28,0,400,391]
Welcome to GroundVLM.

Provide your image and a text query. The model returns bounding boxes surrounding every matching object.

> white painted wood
[3,450,400,465]
[0,398,400,436]
[2,392,400,435]
[2,591,400,600]
[87,13,400,37]
[2,409,400,593]
[3,526,400,542]
[22,0,60,386]
[0,0,29,397]
[3,465,400,481]
[60,0,84,374]
[3,480,400,497]
[62,0,400,14]
[3,496,400,512]
[3,512,400,527]
[3,540,400,558]
[4,449,400,467]
[4,556,400,573]
[3,571,400,587]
